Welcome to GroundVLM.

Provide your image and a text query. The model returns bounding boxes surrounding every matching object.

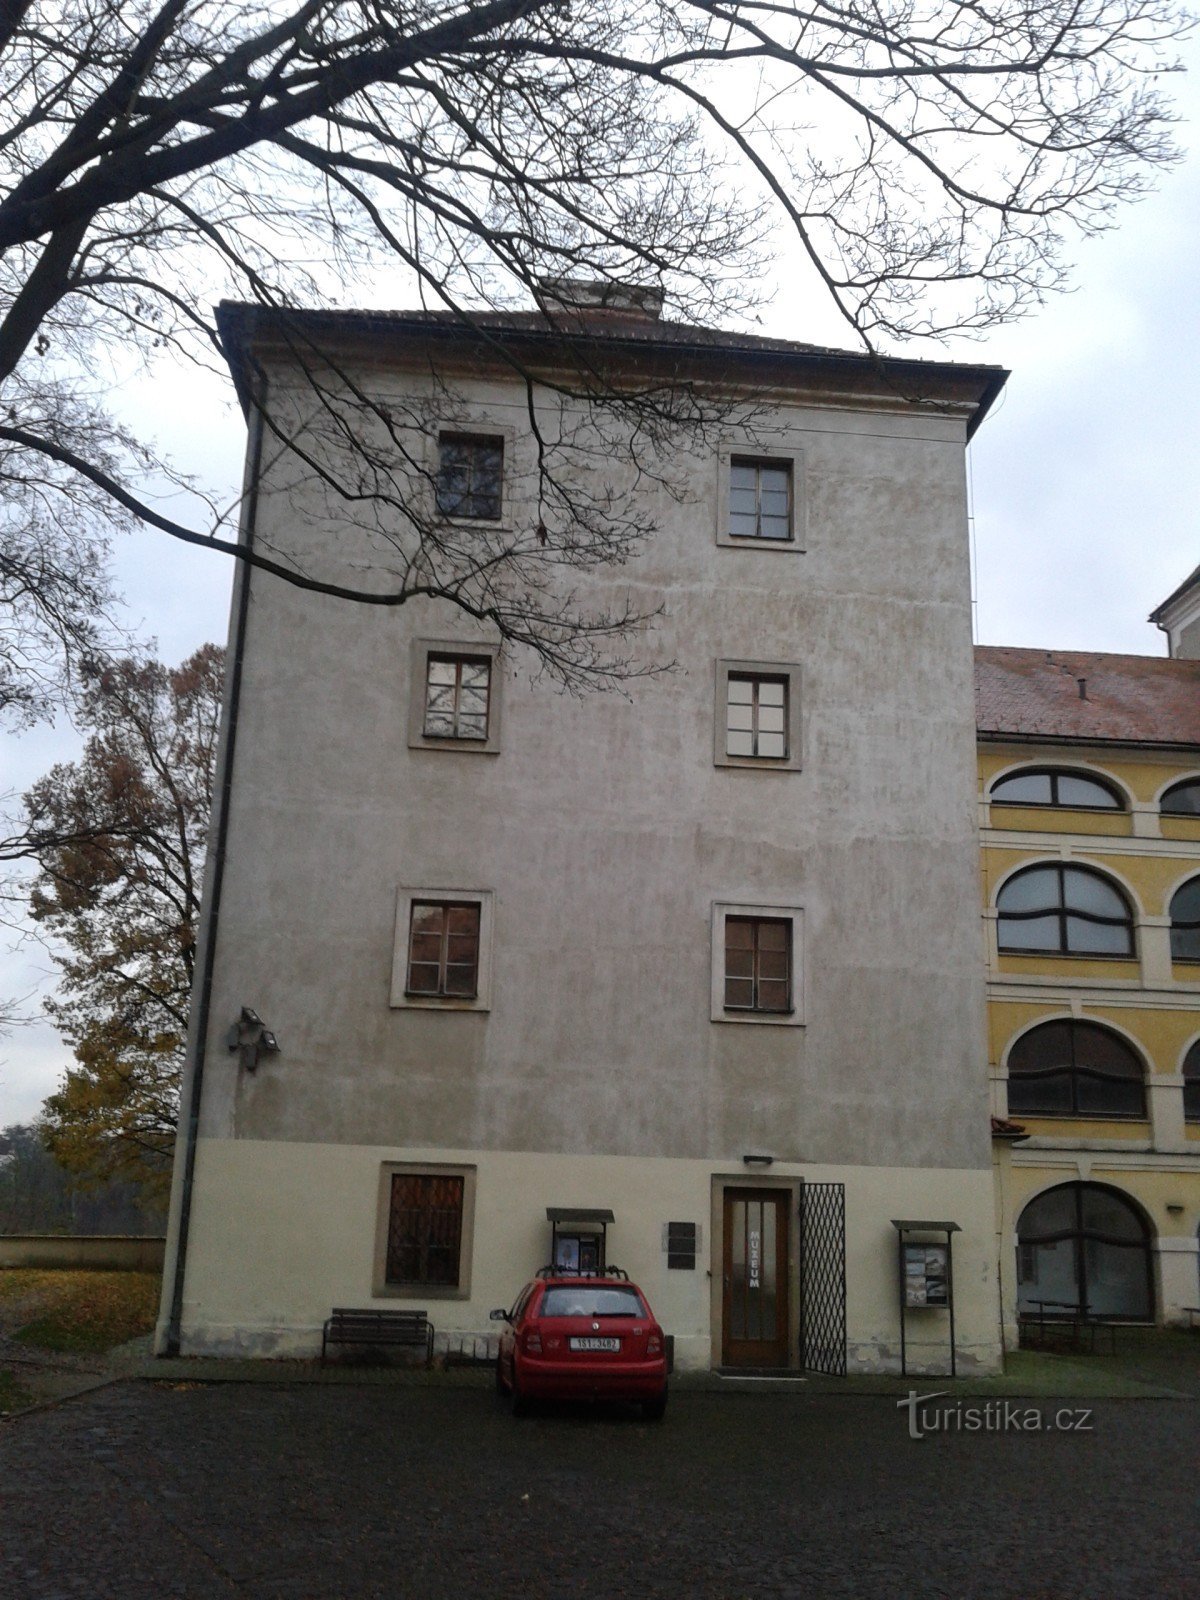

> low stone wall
[0,1235,165,1271]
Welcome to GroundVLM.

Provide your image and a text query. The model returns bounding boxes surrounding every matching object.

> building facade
[978,629,1200,1336]
[156,293,1008,1374]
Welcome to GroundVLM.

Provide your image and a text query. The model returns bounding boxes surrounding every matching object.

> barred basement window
[407,902,480,997]
[385,1172,464,1287]
[424,655,491,741]
[664,1221,699,1270]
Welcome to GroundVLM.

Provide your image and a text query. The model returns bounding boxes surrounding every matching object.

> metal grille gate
[798,1180,847,1376]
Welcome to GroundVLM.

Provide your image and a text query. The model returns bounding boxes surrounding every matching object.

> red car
[491,1271,668,1419]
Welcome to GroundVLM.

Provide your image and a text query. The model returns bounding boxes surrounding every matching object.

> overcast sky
[2,44,1198,1127]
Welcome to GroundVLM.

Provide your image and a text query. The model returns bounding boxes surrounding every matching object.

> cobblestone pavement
[1,1377,1195,1599]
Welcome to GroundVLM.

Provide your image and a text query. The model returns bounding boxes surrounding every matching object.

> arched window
[1169,878,1200,962]
[990,768,1123,810]
[996,865,1134,956]
[1183,1041,1200,1124]
[1017,1183,1153,1320]
[1161,779,1200,816]
[1007,1021,1146,1118]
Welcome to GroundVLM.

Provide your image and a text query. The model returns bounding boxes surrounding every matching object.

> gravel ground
[0,1376,1195,1600]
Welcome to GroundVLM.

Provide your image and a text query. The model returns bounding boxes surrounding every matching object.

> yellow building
[978,606,1200,1338]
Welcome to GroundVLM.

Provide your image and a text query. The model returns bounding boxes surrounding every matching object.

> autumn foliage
[24,645,223,1200]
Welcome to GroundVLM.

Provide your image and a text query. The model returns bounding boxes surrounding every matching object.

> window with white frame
[726,673,787,759]
[714,660,802,770]
[711,902,804,1025]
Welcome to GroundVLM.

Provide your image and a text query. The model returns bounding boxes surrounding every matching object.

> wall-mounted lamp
[226,1007,281,1072]
[741,1152,775,1168]
[1166,1202,1185,1216]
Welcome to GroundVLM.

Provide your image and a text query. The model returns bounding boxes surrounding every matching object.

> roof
[214,300,1007,438]
[975,646,1200,748]
[1149,563,1200,623]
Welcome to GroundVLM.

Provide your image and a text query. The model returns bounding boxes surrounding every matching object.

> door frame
[709,1174,802,1371]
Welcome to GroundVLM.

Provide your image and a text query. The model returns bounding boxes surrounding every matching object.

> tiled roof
[975,646,1200,747]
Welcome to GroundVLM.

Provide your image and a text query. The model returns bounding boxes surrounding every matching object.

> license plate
[569,1337,620,1352]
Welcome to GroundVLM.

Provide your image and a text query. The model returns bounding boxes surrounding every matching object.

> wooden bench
[320,1307,433,1366]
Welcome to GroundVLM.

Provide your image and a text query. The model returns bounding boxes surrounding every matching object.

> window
[996,864,1134,956]
[990,768,1123,810]
[727,674,787,759]
[714,660,802,770]
[1016,1183,1152,1321]
[1170,878,1200,961]
[386,1172,464,1285]
[1184,1043,1200,1120]
[1161,779,1200,816]
[728,459,792,541]
[716,446,805,551]
[436,432,503,520]
[664,1221,700,1270]
[408,639,502,753]
[424,655,490,741]
[711,903,804,1024]
[390,887,494,1011]
[1184,1041,1200,1122]
[725,917,791,1012]
[1006,1020,1146,1118]
[374,1162,476,1300]
[407,901,480,997]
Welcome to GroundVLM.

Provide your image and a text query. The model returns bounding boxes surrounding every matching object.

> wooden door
[722,1188,790,1367]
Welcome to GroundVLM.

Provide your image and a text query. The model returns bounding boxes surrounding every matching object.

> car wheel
[494,1355,507,1396]
[641,1390,667,1422]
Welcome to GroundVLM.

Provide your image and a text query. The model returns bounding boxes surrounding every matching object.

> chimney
[538,277,665,321]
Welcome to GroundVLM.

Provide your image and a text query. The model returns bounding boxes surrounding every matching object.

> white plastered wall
[163,1138,1002,1375]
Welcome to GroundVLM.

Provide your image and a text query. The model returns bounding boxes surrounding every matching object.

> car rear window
[538,1285,646,1318]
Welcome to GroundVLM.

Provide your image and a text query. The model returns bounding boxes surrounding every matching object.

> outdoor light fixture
[226,1007,281,1072]
[741,1152,774,1168]
[1166,1202,1185,1215]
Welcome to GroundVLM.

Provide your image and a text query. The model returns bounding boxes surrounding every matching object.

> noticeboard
[903,1243,949,1308]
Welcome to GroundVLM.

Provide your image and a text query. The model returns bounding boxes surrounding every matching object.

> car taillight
[523,1330,542,1355]
[647,1332,662,1356]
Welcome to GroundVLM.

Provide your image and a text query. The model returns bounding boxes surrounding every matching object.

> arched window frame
[1159,777,1200,817]
[996,862,1136,957]
[1017,1181,1154,1322]
[989,766,1126,812]
[1182,1039,1200,1123]
[1168,875,1200,963]
[1005,1018,1147,1119]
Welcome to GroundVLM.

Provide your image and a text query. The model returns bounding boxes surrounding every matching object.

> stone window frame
[710,900,805,1026]
[408,638,503,756]
[715,444,807,552]
[426,422,517,531]
[390,886,494,1012]
[372,1161,478,1302]
[714,658,803,771]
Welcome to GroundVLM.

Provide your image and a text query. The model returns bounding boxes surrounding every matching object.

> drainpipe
[163,377,266,1355]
